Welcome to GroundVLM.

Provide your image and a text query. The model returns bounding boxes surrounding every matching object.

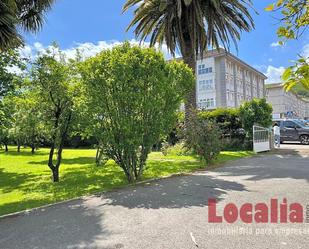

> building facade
[266,83,309,119]
[196,49,267,110]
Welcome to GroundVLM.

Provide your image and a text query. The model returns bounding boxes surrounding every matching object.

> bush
[199,108,241,137]
[239,98,273,139]
[198,108,250,150]
[185,113,222,163]
[81,43,194,183]
[161,141,193,156]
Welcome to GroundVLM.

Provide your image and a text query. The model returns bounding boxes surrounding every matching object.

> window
[198,64,213,75]
[198,98,215,109]
[199,79,214,91]
[283,121,298,129]
[207,98,215,108]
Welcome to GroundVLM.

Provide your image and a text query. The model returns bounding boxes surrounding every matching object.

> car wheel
[300,135,309,145]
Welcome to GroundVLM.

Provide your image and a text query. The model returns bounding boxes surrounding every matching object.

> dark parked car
[273,119,309,145]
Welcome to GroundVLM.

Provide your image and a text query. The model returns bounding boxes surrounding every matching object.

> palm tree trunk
[182,46,197,123]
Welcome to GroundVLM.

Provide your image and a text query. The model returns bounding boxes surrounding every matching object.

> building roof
[172,48,267,79]
[266,82,309,103]
[201,48,267,79]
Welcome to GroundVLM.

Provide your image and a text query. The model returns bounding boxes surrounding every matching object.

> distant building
[266,83,309,119]
[195,48,267,110]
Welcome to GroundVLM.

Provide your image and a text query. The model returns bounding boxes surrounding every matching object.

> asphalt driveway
[1,144,309,249]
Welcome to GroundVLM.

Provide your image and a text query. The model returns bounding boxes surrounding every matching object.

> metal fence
[253,125,270,153]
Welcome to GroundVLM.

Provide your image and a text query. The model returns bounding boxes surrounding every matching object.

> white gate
[253,125,270,153]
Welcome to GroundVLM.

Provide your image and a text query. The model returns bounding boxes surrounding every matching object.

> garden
[1,33,272,217]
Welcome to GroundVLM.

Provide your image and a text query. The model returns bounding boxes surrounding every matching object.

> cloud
[262,42,309,84]
[265,65,285,83]
[301,43,309,58]
[270,42,281,48]
[17,39,179,61]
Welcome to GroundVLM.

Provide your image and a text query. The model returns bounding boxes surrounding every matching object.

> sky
[22,0,309,83]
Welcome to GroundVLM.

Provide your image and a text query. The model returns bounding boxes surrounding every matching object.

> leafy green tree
[123,0,255,116]
[80,43,194,182]
[282,57,309,91]
[266,0,309,91]
[0,49,24,98]
[185,112,222,164]
[0,96,15,152]
[0,0,55,50]
[11,93,47,153]
[239,98,273,139]
[30,45,79,182]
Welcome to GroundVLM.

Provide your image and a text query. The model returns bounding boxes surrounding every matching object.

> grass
[0,147,254,216]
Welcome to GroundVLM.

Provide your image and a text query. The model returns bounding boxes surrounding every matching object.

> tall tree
[0,0,55,50]
[11,92,47,153]
[30,45,78,182]
[123,0,254,115]
[0,49,24,98]
[0,95,15,152]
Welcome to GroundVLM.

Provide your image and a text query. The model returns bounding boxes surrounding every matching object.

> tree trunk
[52,168,59,182]
[31,146,35,154]
[182,45,197,123]
[17,144,20,152]
[5,144,8,152]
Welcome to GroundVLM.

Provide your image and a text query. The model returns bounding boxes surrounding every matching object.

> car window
[283,121,296,128]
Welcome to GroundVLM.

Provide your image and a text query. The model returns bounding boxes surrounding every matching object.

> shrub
[161,141,193,156]
[239,98,273,139]
[81,43,194,183]
[198,108,250,150]
[199,108,242,137]
[185,113,222,163]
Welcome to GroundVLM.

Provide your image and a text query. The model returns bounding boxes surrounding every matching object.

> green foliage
[123,0,254,55]
[0,147,254,216]
[291,83,309,98]
[161,141,193,156]
[265,0,309,93]
[198,108,248,150]
[199,108,242,136]
[30,44,80,182]
[0,49,25,98]
[239,98,273,138]
[265,0,308,41]
[283,57,309,91]
[0,0,55,50]
[185,113,222,164]
[0,95,15,149]
[80,42,194,182]
[124,0,255,111]
[10,92,48,152]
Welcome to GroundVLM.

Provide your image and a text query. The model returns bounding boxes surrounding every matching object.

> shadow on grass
[0,163,128,216]
[0,150,251,216]
[0,149,49,157]
[28,157,95,166]
[0,168,40,194]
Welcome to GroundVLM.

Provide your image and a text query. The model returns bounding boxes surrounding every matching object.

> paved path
[1,145,309,249]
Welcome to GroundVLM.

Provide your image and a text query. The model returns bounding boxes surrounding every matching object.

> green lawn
[0,147,254,216]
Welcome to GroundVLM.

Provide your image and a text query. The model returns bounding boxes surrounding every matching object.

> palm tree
[0,0,55,50]
[123,0,255,113]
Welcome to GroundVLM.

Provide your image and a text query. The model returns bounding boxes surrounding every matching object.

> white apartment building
[196,48,267,110]
[266,83,309,119]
